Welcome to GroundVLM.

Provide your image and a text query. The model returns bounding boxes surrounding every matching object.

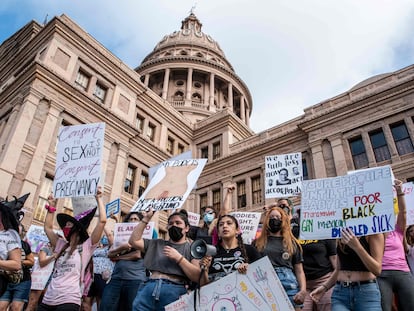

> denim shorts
[0,280,31,302]
[274,266,302,308]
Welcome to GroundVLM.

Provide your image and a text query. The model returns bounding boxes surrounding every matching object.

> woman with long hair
[310,227,384,310]
[199,214,261,285]
[129,209,201,310]
[254,207,306,311]
[406,224,414,274]
[38,188,106,311]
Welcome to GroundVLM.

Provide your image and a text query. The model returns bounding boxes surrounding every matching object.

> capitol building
[0,13,413,233]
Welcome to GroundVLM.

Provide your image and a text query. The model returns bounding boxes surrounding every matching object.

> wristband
[177,255,184,265]
[45,204,56,213]
[397,193,405,196]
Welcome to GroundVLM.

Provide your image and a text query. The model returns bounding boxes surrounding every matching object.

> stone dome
[140,13,234,71]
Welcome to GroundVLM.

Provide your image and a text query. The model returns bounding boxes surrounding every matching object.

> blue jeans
[331,282,381,311]
[274,266,302,308]
[100,278,143,311]
[378,270,414,311]
[133,279,187,311]
[0,280,31,302]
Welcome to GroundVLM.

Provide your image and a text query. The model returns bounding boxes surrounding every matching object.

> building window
[138,172,148,197]
[201,146,208,159]
[147,123,156,141]
[199,193,208,211]
[370,129,391,162]
[167,137,174,154]
[237,181,246,209]
[34,175,54,222]
[124,165,135,194]
[93,83,107,103]
[391,122,414,155]
[75,70,90,90]
[212,189,221,214]
[136,114,144,131]
[302,159,309,180]
[213,142,221,160]
[349,137,368,169]
[178,144,185,154]
[251,176,262,205]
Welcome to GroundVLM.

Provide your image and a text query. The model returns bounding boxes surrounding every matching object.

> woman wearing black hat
[38,188,106,311]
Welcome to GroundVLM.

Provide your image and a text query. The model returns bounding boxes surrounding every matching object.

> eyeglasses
[280,206,291,215]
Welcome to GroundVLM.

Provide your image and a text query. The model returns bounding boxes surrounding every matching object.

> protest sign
[106,198,120,216]
[71,196,98,216]
[131,159,207,212]
[165,256,294,311]
[265,153,302,198]
[403,182,414,225]
[53,122,105,198]
[231,211,261,244]
[187,211,200,227]
[31,257,54,290]
[25,225,62,253]
[300,166,394,240]
[113,222,154,248]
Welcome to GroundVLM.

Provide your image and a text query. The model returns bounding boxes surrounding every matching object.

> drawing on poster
[300,166,395,240]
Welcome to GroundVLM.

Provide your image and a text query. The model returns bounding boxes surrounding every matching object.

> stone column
[240,95,246,122]
[328,135,348,176]
[144,74,150,87]
[209,73,215,111]
[245,106,250,127]
[110,143,129,200]
[227,82,233,112]
[309,141,327,178]
[162,68,170,100]
[383,125,398,159]
[361,132,376,166]
[185,68,193,106]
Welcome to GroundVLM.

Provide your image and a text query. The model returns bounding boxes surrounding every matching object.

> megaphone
[190,239,217,259]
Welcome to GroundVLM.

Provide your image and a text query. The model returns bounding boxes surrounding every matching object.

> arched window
[192,93,202,102]
[174,91,184,100]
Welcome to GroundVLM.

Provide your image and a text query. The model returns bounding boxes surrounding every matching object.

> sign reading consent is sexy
[300,166,394,240]
[53,123,105,198]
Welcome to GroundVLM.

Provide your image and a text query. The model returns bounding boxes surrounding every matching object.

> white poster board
[71,196,98,216]
[106,198,120,216]
[30,257,54,290]
[300,166,394,240]
[265,153,302,198]
[113,222,154,248]
[53,122,105,198]
[187,211,201,227]
[131,159,207,212]
[403,182,414,225]
[165,256,294,311]
[231,212,261,244]
[25,225,62,254]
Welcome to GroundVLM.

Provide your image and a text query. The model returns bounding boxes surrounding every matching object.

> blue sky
[2,0,414,133]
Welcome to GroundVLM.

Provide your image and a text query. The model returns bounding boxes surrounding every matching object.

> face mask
[62,227,72,240]
[268,218,282,233]
[168,226,184,242]
[203,213,214,224]
[101,236,108,245]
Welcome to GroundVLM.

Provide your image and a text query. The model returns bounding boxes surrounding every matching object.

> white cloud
[1,0,414,132]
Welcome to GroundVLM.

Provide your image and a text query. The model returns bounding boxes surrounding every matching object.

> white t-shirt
[0,229,21,260]
[42,237,96,306]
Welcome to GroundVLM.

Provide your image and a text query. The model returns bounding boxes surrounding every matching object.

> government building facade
[0,13,413,234]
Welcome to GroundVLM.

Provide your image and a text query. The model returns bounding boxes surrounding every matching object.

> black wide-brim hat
[57,207,97,243]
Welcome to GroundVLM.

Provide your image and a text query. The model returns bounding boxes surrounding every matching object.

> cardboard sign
[53,122,105,198]
[231,212,261,244]
[165,256,294,311]
[300,166,394,240]
[265,153,302,198]
[106,198,120,216]
[187,211,201,227]
[113,222,154,248]
[131,159,207,212]
[403,182,414,225]
[25,225,62,253]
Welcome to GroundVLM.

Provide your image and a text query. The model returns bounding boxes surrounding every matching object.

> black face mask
[268,218,282,233]
[168,226,184,242]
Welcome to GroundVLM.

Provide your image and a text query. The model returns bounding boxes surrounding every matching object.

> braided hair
[216,214,250,263]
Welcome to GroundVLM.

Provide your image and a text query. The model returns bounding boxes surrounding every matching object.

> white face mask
[203,212,215,224]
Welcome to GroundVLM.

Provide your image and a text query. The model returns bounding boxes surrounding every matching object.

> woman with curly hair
[199,214,261,285]
[254,206,306,310]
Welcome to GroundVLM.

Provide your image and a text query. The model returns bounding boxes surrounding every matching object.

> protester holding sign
[100,212,146,311]
[199,214,261,285]
[38,188,106,311]
[406,224,414,275]
[310,227,384,310]
[254,207,306,311]
[129,209,201,310]
[378,180,414,311]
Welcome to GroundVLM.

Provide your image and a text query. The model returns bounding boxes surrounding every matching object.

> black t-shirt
[337,236,370,272]
[258,236,303,270]
[22,240,32,281]
[208,244,261,282]
[299,239,336,280]
[188,226,212,245]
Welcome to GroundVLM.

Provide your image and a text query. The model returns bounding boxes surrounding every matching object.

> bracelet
[397,193,405,196]
[177,255,184,265]
[45,204,56,213]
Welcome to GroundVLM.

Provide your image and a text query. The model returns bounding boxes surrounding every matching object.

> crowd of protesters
[0,179,413,311]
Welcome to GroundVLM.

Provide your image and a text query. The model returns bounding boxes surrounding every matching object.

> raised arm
[90,187,107,245]
[129,210,154,251]
[395,179,406,231]
[44,194,59,248]
[219,184,235,216]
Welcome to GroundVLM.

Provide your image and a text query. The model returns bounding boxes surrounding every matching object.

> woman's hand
[310,286,325,303]
[199,256,212,270]
[293,289,307,305]
[47,193,57,207]
[237,262,248,274]
[341,227,359,250]
[163,245,181,262]
[95,186,103,199]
